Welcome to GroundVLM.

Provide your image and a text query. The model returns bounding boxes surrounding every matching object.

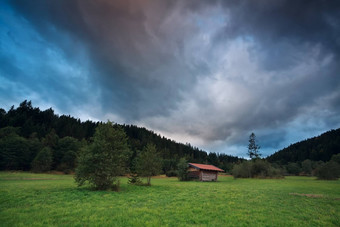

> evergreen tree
[0,127,32,170]
[31,147,53,172]
[177,158,189,181]
[135,143,162,185]
[247,132,261,160]
[56,136,81,173]
[74,121,131,190]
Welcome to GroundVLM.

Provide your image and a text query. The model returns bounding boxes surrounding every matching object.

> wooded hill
[0,100,242,173]
[267,128,340,164]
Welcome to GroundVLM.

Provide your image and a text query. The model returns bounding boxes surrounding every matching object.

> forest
[1,100,339,178]
[267,128,340,163]
[0,100,241,174]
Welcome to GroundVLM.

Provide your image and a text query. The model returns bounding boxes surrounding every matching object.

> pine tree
[247,132,261,160]
[135,143,162,186]
[177,158,189,181]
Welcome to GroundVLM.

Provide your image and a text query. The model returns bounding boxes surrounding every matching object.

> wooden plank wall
[201,170,217,181]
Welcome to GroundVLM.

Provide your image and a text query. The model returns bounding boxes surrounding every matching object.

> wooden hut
[187,163,224,181]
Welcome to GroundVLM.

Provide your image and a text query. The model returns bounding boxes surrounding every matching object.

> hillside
[267,128,340,164]
[0,100,241,172]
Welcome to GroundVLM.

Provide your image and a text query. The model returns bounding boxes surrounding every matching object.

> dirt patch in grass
[152,175,172,179]
[219,174,233,177]
[289,193,323,198]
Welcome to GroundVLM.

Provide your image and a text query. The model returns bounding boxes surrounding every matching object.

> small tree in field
[247,132,261,160]
[135,143,162,186]
[177,158,189,181]
[75,121,131,190]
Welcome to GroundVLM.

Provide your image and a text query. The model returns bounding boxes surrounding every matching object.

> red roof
[188,163,224,172]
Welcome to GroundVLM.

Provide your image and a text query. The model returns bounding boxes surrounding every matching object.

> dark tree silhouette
[247,132,261,160]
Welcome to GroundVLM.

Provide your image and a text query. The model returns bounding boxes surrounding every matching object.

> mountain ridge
[267,128,340,164]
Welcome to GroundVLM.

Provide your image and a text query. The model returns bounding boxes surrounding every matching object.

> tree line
[231,132,340,180]
[265,128,340,179]
[267,128,340,164]
[0,100,242,175]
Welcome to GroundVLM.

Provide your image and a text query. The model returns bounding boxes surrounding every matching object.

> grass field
[0,172,339,226]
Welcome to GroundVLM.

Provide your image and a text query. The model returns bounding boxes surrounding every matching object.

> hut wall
[188,170,200,179]
[200,170,217,181]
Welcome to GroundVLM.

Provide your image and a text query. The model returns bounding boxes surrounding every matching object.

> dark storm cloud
[211,0,340,146]
[218,0,340,69]
[8,0,205,120]
[3,0,340,156]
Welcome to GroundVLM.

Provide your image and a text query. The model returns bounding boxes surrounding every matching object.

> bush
[232,160,283,179]
[232,161,251,178]
[165,170,177,177]
[286,162,301,176]
[316,161,340,180]
[128,174,143,185]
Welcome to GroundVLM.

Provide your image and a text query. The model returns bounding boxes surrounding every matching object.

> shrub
[316,161,340,180]
[177,158,189,181]
[286,162,301,176]
[128,174,143,185]
[232,161,251,178]
[232,160,283,179]
[165,170,177,177]
[301,159,313,175]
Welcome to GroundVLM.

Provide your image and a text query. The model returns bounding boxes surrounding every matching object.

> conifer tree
[247,132,261,160]
[135,143,162,185]
[75,121,131,190]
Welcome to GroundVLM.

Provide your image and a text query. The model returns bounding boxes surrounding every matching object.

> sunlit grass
[0,172,339,226]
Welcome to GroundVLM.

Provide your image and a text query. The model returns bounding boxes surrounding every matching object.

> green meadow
[0,172,339,226]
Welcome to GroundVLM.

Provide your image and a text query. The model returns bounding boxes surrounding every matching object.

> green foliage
[135,143,162,185]
[177,158,189,181]
[55,136,81,173]
[331,153,340,164]
[232,161,252,178]
[0,100,243,173]
[165,170,177,177]
[128,173,143,185]
[232,160,283,178]
[247,132,261,160]
[301,159,313,175]
[316,161,340,180]
[286,162,301,175]
[0,128,34,170]
[74,122,131,190]
[162,158,177,175]
[31,147,53,172]
[42,129,59,150]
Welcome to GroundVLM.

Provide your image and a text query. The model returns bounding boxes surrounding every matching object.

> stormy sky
[1,0,340,157]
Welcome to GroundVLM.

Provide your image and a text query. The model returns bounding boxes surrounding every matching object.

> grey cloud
[8,0,188,118]
[4,0,340,154]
